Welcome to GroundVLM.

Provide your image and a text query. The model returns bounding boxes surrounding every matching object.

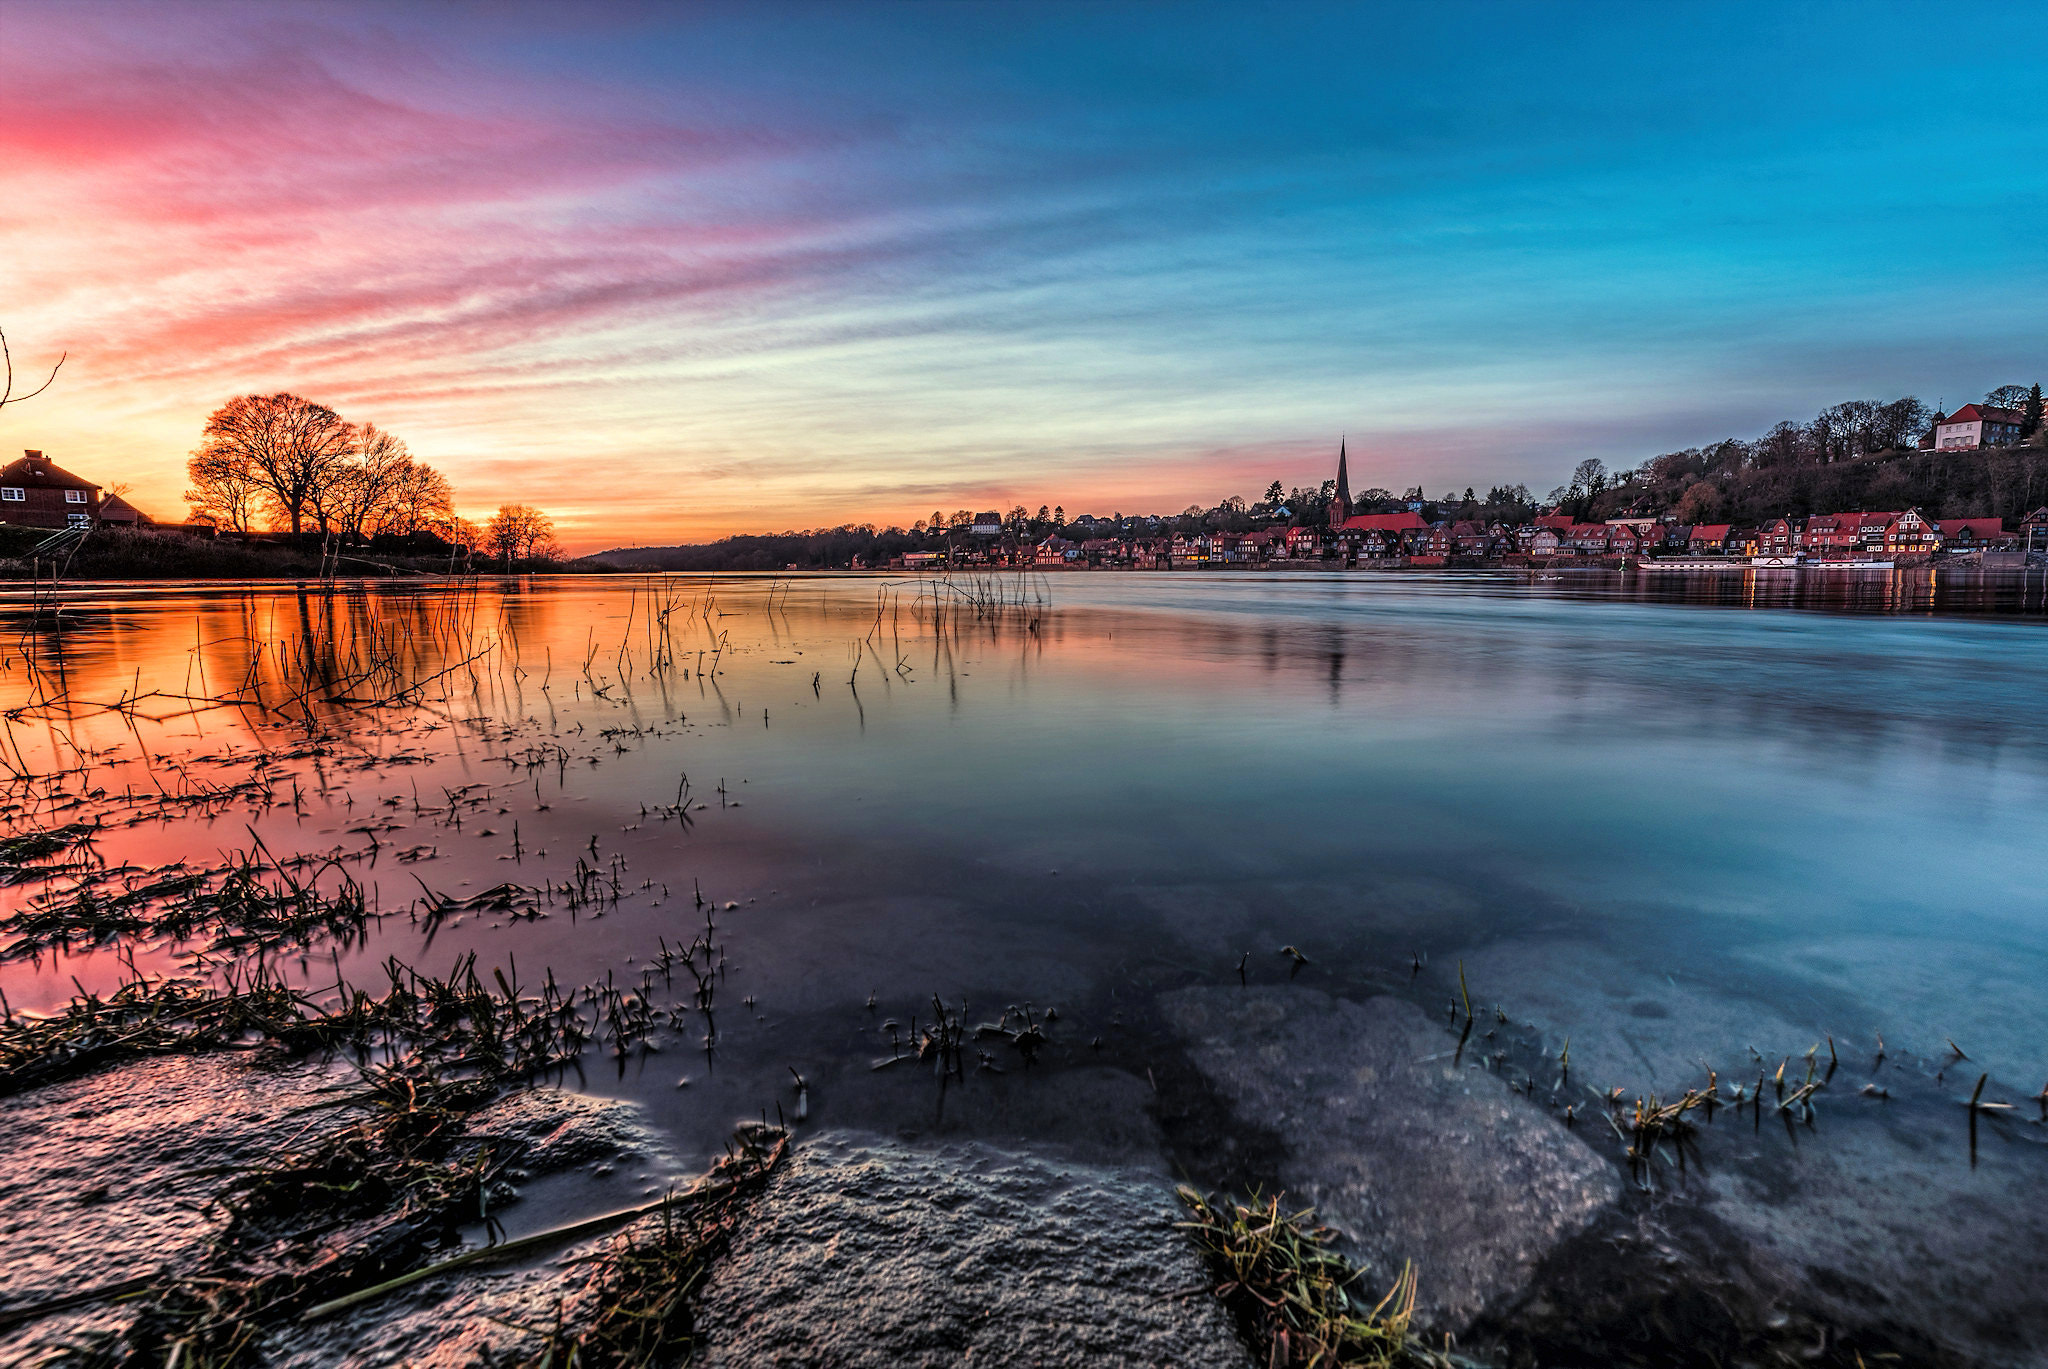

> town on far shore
[874,391,2048,574]
[5,383,2045,577]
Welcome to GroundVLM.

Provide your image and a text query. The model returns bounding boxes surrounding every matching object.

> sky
[0,2,2043,551]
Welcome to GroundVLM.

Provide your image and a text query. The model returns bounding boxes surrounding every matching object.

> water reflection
[1,573,2045,1170]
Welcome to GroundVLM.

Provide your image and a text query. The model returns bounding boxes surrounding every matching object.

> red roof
[0,451,97,491]
[1938,518,2004,538]
[1336,512,1429,533]
[1534,513,1575,529]
[1945,405,2022,425]
[1689,524,1732,539]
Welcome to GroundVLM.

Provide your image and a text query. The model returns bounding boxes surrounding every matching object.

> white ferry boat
[1802,558,1893,571]
[1639,556,1749,571]
[1750,553,1801,569]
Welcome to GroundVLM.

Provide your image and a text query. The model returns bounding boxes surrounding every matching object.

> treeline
[185,392,564,563]
[596,527,925,572]
[188,393,458,539]
[1551,383,2048,525]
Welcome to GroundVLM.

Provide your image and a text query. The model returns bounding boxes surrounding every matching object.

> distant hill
[587,529,928,571]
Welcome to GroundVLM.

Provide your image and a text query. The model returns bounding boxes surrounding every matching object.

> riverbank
[0,524,622,580]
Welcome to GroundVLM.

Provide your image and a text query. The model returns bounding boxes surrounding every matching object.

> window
[66,512,89,527]
[0,488,20,502]
[65,489,86,503]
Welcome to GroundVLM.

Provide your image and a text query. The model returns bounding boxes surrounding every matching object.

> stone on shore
[1157,985,1618,1333]
[691,1130,1250,1369]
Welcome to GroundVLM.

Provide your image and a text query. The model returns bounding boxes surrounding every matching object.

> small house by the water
[0,450,136,531]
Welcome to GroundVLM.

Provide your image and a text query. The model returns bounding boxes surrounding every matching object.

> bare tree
[185,447,264,531]
[1863,397,1926,452]
[323,423,417,540]
[0,327,65,412]
[1812,400,1883,462]
[1987,384,2031,413]
[378,461,456,538]
[195,394,354,534]
[485,504,559,565]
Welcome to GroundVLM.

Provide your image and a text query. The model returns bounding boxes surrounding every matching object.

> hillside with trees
[1548,384,2046,527]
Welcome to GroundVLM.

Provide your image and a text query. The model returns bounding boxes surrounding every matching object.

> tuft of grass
[0,835,371,961]
[0,821,98,881]
[1176,1186,1449,1369]
[0,960,312,1095]
[502,1123,788,1368]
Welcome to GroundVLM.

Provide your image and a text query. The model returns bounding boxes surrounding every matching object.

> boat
[1750,554,1802,568]
[1802,558,1893,571]
[1639,556,1750,571]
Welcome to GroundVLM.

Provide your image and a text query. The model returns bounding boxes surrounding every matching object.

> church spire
[1330,437,1352,526]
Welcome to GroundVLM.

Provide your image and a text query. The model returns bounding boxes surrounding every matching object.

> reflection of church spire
[1330,437,1352,526]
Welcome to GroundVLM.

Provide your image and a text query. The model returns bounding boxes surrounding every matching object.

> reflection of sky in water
[4,573,2047,1156]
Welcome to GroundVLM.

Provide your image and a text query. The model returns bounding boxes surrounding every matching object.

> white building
[1931,404,2023,450]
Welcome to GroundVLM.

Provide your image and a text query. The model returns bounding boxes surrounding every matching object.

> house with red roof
[1936,517,2009,551]
[1239,527,1288,561]
[1759,517,1802,556]
[1333,511,1429,536]
[0,450,123,531]
[1930,405,2024,450]
[1796,511,1905,556]
[1881,509,1940,556]
[1566,523,1614,554]
[1687,524,1733,554]
[1034,535,1079,565]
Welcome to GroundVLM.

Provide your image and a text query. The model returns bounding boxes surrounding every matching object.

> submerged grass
[0,832,373,961]
[0,821,98,881]
[494,1124,788,1369]
[0,960,311,1095]
[1176,1186,1451,1369]
[128,1063,521,1366]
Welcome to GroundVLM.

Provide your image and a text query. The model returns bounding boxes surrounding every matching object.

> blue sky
[1,1,2041,543]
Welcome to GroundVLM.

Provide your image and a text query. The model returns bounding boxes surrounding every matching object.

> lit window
[65,489,87,503]
[0,488,20,501]
[67,512,88,527]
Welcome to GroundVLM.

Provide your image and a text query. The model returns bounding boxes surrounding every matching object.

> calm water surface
[5,569,2047,1303]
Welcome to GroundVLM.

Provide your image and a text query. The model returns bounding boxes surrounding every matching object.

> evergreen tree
[2024,383,2044,440]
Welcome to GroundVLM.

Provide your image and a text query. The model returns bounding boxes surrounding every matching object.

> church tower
[1329,438,1352,526]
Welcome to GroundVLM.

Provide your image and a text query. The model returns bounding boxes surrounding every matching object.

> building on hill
[0,450,131,530]
[1930,405,2024,450]
[970,512,1003,536]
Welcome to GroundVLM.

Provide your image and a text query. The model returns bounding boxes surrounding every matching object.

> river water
[4,569,2047,1356]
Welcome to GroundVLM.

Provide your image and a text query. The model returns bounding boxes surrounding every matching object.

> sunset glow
[2,2,2042,550]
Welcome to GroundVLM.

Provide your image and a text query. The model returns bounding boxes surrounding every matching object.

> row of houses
[915,505,2041,571]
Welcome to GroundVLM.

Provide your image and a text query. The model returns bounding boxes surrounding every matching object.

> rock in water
[692,1130,1249,1369]
[1157,985,1617,1332]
